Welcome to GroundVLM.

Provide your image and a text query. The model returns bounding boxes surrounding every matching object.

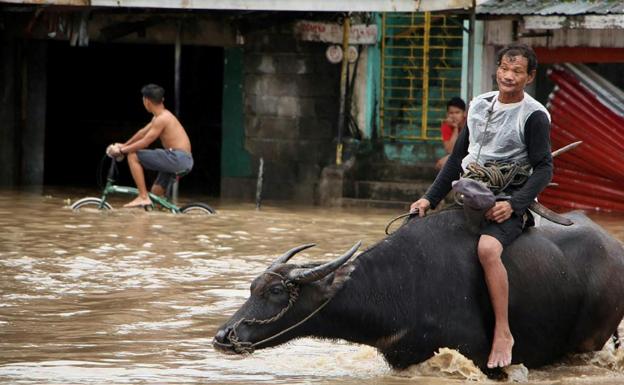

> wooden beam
[525,15,624,30]
[0,0,472,12]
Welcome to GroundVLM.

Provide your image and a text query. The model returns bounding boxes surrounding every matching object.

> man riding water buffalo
[410,43,552,368]
[213,43,624,373]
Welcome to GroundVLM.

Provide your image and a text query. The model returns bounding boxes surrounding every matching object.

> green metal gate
[380,12,463,141]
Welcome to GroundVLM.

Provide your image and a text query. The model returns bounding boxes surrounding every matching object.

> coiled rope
[463,161,532,194]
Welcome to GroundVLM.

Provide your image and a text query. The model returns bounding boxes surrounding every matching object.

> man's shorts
[479,212,525,247]
[136,148,193,191]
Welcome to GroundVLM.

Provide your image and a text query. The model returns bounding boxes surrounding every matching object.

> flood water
[1,189,624,384]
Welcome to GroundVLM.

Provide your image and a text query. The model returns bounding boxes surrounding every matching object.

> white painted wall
[485,19,624,48]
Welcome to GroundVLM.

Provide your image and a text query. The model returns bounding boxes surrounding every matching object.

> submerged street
[1,189,624,384]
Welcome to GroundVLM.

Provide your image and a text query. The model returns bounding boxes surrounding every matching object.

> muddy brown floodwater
[1,189,624,384]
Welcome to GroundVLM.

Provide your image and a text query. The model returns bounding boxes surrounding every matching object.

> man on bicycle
[108,84,193,208]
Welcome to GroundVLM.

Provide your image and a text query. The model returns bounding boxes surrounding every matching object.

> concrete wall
[239,24,340,202]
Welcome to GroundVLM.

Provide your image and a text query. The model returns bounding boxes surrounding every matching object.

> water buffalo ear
[325,263,356,297]
[287,241,361,283]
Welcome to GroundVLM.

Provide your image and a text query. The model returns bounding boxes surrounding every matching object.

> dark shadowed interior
[44,41,223,195]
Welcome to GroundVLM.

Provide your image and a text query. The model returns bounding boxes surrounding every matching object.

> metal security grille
[380,12,463,141]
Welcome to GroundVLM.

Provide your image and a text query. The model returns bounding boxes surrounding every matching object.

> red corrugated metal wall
[540,66,624,213]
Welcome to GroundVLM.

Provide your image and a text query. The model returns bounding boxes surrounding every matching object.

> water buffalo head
[213,241,361,354]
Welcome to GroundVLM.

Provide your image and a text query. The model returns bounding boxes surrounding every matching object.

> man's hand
[410,198,431,217]
[106,143,124,161]
[106,143,120,156]
[485,201,513,223]
[445,116,459,130]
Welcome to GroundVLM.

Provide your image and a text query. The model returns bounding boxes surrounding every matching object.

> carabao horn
[532,140,581,226]
[269,243,316,269]
[552,141,582,158]
[288,241,361,283]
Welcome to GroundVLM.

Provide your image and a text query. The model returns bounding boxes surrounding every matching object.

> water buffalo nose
[215,328,229,343]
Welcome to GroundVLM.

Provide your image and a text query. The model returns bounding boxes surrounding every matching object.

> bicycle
[70,153,216,214]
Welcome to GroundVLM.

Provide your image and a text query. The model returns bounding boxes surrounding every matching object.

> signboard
[294,21,378,45]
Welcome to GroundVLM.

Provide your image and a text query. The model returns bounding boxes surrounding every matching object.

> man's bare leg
[151,184,166,197]
[124,152,152,207]
[478,235,514,368]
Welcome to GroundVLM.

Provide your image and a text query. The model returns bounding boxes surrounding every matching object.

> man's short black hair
[496,43,538,74]
[141,84,165,104]
[447,96,466,111]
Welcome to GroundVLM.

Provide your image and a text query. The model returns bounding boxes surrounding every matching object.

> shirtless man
[108,84,193,208]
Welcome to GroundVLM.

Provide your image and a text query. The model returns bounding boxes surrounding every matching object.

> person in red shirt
[436,97,467,170]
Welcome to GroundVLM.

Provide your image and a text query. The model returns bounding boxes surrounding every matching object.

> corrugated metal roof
[478,0,624,16]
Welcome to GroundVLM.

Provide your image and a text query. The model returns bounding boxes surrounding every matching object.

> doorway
[45,41,223,196]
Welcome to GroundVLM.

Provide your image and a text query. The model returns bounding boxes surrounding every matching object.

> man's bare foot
[123,196,152,208]
[487,331,514,368]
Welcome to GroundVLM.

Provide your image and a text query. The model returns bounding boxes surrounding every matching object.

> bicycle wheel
[180,202,216,214]
[70,197,113,212]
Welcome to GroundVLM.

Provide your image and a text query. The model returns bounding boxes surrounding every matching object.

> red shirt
[441,122,463,141]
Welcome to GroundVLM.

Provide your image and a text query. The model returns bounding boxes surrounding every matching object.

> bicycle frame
[99,158,183,213]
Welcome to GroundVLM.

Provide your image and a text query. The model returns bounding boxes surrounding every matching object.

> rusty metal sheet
[542,64,624,213]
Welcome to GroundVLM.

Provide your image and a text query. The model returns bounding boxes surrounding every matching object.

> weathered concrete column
[318,157,355,206]
[242,24,339,203]
[0,39,18,187]
[21,41,47,186]
[318,164,345,207]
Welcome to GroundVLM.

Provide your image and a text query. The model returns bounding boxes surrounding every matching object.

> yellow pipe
[421,11,431,140]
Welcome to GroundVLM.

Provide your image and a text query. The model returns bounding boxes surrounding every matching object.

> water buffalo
[213,208,624,370]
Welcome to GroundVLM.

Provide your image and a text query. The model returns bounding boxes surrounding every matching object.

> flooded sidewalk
[0,189,623,384]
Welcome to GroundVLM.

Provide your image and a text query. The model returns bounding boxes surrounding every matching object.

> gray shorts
[136,148,193,190]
